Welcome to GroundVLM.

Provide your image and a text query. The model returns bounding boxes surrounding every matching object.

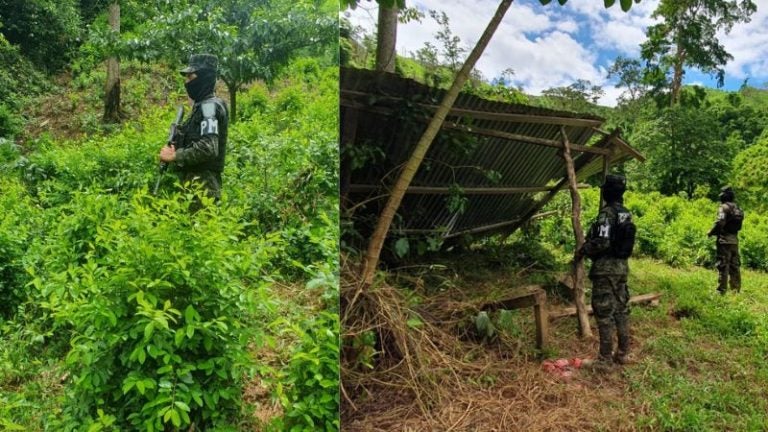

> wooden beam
[442,122,612,156]
[341,90,604,127]
[593,127,646,162]
[347,184,559,195]
[549,293,662,320]
[340,97,611,156]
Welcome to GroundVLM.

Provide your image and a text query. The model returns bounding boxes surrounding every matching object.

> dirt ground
[341,258,662,432]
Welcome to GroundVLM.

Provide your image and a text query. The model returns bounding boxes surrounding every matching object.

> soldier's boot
[614,332,632,365]
[731,268,741,293]
[613,316,630,365]
[717,266,728,295]
[593,325,615,371]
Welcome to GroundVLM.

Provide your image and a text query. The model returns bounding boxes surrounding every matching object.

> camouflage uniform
[173,54,229,204]
[580,175,633,364]
[173,97,228,200]
[708,187,741,294]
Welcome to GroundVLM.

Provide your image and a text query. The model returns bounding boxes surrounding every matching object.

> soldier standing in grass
[159,54,229,207]
[708,186,743,294]
[579,175,636,367]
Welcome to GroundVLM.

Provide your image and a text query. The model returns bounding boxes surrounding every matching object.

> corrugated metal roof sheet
[341,68,644,239]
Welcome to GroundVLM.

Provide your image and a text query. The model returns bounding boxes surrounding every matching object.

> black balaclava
[719,187,735,203]
[602,174,626,204]
[185,68,217,102]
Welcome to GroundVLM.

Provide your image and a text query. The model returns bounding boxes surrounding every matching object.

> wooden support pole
[560,126,593,339]
[600,154,610,208]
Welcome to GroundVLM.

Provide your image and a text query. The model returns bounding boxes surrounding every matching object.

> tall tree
[103,1,122,123]
[640,0,756,106]
[540,79,605,112]
[607,56,647,104]
[130,0,336,123]
[376,3,398,72]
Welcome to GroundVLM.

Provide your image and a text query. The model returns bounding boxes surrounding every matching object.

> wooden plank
[480,286,549,351]
[549,292,663,320]
[341,90,605,127]
[347,184,556,195]
[481,286,545,312]
[442,122,612,156]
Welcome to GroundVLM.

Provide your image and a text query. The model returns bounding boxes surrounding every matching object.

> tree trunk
[670,40,685,106]
[360,0,515,287]
[225,80,238,124]
[560,127,593,338]
[103,2,121,123]
[375,4,398,72]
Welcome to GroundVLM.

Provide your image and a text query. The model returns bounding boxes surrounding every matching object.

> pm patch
[200,118,219,135]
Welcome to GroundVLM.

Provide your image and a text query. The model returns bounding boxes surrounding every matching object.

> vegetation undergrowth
[0,56,339,431]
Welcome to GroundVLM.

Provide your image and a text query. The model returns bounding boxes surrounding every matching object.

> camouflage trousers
[716,243,741,293]
[590,275,630,361]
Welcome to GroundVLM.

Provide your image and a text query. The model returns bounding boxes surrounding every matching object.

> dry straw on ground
[341,254,646,431]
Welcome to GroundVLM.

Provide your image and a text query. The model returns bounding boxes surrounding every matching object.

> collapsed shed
[341,67,645,242]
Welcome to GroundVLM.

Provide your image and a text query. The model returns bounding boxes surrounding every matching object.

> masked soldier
[707,186,743,294]
[579,175,636,366]
[159,54,229,206]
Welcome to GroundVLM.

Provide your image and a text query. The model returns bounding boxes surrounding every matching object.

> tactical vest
[177,96,228,173]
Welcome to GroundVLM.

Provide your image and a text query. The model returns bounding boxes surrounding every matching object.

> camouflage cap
[179,54,218,75]
[601,174,626,191]
[720,185,734,193]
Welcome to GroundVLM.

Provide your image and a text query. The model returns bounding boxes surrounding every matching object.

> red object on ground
[541,357,585,378]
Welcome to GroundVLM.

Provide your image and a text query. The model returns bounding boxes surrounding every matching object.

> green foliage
[640,0,757,102]
[538,79,606,113]
[539,188,768,271]
[628,105,733,197]
[0,34,49,108]
[0,0,83,72]
[0,178,36,319]
[274,311,340,432]
[126,0,338,121]
[1,59,339,429]
[0,104,23,138]
[28,191,256,430]
[731,131,768,213]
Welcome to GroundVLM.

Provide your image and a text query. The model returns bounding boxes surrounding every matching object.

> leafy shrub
[0,104,23,138]
[274,311,340,432]
[2,59,340,430]
[538,188,768,271]
[30,190,259,430]
[0,0,82,72]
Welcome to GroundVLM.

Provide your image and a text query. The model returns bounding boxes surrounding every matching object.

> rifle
[153,106,185,195]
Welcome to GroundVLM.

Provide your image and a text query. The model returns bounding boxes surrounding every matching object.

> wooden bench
[480,285,549,350]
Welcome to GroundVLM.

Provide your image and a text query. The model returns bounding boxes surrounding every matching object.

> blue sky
[344,0,768,106]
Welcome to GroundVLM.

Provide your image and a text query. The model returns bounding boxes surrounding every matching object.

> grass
[622,258,768,431]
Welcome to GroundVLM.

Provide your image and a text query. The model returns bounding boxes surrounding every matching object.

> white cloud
[344,0,768,103]
[720,4,768,82]
[480,30,603,94]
